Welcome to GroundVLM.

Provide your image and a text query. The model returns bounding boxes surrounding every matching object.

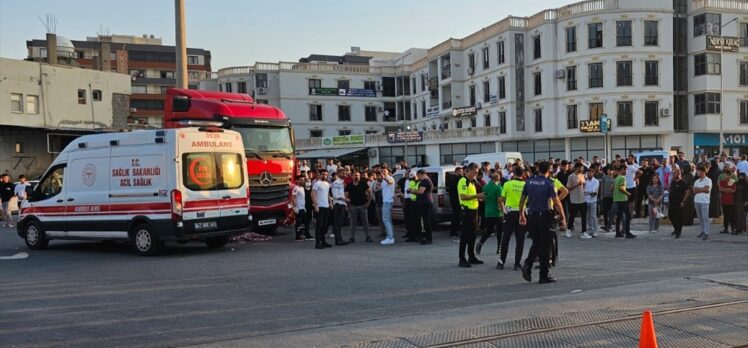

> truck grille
[249,174,290,207]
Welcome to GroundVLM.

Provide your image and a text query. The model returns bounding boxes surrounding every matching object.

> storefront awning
[296,147,367,160]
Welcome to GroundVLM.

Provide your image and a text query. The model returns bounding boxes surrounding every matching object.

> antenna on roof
[38,14,57,34]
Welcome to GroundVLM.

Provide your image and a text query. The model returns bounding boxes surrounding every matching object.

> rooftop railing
[557,0,619,20]
[693,0,748,11]
[295,126,502,149]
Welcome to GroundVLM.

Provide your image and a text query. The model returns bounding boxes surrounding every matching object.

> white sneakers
[581,232,593,239]
[380,238,395,245]
[565,230,572,238]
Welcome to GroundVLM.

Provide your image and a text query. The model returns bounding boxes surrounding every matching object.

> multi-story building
[202,0,748,166]
[27,34,212,127]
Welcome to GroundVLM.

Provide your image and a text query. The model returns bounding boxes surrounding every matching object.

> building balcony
[442,101,453,110]
[556,0,619,20]
[132,76,176,85]
[296,126,502,150]
[693,0,748,11]
[217,66,253,77]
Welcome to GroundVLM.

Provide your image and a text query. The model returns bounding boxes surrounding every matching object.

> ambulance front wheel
[24,221,49,250]
[205,236,229,249]
[132,223,164,256]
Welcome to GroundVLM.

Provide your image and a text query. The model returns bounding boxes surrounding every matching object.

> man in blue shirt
[519,161,567,284]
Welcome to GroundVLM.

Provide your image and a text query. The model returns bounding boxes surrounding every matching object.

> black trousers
[295,209,310,238]
[615,201,631,235]
[602,197,613,229]
[669,203,683,237]
[722,204,735,232]
[568,203,587,232]
[636,186,648,217]
[628,187,638,215]
[524,211,555,279]
[332,204,346,242]
[479,216,502,253]
[459,208,478,262]
[417,201,433,241]
[450,202,462,236]
[315,207,331,245]
[501,212,525,266]
[404,200,418,239]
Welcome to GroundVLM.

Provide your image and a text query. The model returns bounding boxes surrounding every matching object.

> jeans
[648,202,661,232]
[568,203,587,233]
[615,201,631,235]
[1,201,11,225]
[348,204,370,241]
[602,197,613,229]
[332,204,347,242]
[381,202,394,240]
[695,202,710,236]
[586,202,598,233]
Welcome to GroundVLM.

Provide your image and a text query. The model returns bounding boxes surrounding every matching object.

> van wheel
[24,221,49,250]
[205,236,229,249]
[132,223,164,256]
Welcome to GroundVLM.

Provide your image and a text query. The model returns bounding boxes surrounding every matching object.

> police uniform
[458,177,480,263]
[522,175,558,282]
[499,178,526,269]
[404,178,419,241]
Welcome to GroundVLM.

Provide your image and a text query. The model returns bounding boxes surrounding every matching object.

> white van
[391,165,456,224]
[635,150,670,165]
[462,152,523,168]
[17,128,250,255]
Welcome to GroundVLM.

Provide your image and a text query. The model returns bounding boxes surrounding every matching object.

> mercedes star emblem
[259,171,273,187]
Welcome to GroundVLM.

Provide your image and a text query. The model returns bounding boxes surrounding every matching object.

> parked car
[391,165,456,225]
[635,150,670,164]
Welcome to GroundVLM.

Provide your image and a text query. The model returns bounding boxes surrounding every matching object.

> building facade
[201,0,748,166]
[27,34,212,127]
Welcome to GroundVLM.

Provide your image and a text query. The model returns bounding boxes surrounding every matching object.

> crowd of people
[0,173,30,228]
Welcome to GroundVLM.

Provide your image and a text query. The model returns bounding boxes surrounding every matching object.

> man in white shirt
[13,175,30,222]
[298,160,311,173]
[584,170,600,239]
[330,168,349,246]
[311,169,334,249]
[292,175,313,241]
[737,155,748,175]
[693,165,713,240]
[625,155,641,213]
[325,159,338,179]
[379,168,396,245]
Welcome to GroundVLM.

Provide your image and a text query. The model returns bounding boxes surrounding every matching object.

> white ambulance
[17,128,251,255]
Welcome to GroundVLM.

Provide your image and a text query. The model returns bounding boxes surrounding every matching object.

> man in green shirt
[498,167,526,270]
[613,165,636,238]
[476,172,503,255]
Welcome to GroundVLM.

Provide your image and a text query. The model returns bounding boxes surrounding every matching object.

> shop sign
[694,133,748,146]
[387,131,423,144]
[425,106,440,118]
[706,36,741,53]
[309,87,376,97]
[322,134,365,147]
[452,106,477,118]
[580,118,612,133]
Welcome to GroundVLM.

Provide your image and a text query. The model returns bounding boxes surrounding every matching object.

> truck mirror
[173,96,190,112]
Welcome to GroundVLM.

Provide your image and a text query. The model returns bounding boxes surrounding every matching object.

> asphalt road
[1,219,747,348]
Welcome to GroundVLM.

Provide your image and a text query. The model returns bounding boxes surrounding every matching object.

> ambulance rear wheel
[205,236,229,249]
[24,221,49,250]
[132,223,164,256]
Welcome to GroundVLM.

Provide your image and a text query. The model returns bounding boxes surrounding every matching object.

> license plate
[258,219,276,226]
[195,221,218,230]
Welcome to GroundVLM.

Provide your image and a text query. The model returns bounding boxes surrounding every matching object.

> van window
[183,153,244,191]
[37,166,65,199]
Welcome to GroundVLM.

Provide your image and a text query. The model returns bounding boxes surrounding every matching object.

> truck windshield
[234,126,293,155]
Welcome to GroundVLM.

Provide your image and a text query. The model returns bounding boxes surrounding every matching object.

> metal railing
[693,0,748,11]
[557,0,619,20]
[528,10,558,28]
[295,126,502,149]
[217,66,253,77]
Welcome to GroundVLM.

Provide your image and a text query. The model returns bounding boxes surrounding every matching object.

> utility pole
[175,0,188,89]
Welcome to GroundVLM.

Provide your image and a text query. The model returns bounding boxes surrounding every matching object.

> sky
[1,0,566,70]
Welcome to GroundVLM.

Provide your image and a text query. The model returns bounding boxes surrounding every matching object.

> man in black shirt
[413,169,434,244]
[345,171,372,242]
[0,174,15,227]
[668,167,690,238]
[447,167,464,237]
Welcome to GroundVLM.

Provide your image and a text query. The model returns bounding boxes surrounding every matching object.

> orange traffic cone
[639,310,658,348]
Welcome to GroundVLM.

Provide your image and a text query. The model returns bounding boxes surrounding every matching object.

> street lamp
[719,17,738,155]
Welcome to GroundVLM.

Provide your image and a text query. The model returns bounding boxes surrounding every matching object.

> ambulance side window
[36,166,66,200]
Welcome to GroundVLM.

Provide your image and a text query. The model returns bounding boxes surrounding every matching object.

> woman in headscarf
[707,159,722,218]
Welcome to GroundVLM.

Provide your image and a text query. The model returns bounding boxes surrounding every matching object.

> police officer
[458,163,485,268]
[405,170,420,242]
[498,167,525,270]
[519,161,567,284]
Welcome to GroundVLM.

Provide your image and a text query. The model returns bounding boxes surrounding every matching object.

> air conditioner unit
[376,85,383,91]
[467,67,474,75]
[555,69,566,79]
[476,102,482,109]
[660,108,671,117]
[377,106,384,112]
[257,87,268,95]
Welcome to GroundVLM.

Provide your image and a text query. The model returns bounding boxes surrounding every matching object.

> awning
[296,147,367,159]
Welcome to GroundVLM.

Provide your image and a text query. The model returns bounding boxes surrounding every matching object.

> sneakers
[304,235,315,241]
[539,277,556,284]
[380,238,395,245]
[565,230,572,238]
[521,264,532,282]
[496,260,504,270]
[475,241,483,255]
[697,232,705,238]
[468,258,484,265]
[458,260,472,268]
[702,234,709,241]
[581,232,593,239]
[625,233,637,239]
[591,232,598,238]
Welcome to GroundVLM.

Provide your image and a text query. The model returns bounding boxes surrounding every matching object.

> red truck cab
[163,88,295,233]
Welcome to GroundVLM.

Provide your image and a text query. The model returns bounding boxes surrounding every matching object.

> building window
[533,35,541,59]
[566,27,577,52]
[484,114,491,127]
[337,80,349,90]
[695,93,721,115]
[77,89,86,104]
[740,62,748,86]
[589,102,604,121]
[741,22,748,46]
[456,120,463,129]
[421,100,426,118]
[309,104,322,121]
[310,130,323,138]
[10,93,22,112]
[364,80,376,90]
[482,47,490,69]
[130,99,164,110]
[482,81,490,103]
[694,53,721,75]
[469,85,476,106]
[644,21,659,46]
[533,72,542,96]
[224,83,232,93]
[534,109,542,132]
[740,100,748,124]
[616,21,632,47]
[92,90,102,101]
[308,79,321,89]
[256,99,268,104]
[15,142,23,154]
[338,105,351,121]
[497,41,505,65]
[237,81,247,94]
[470,117,477,128]
[645,61,659,86]
[468,53,475,72]
[617,101,633,127]
[25,95,39,113]
[616,61,633,87]
[499,112,506,134]
[338,129,352,136]
[160,86,170,94]
[644,101,659,126]
[187,55,199,64]
[365,106,377,122]
[694,13,721,37]
[498,76,506,99]
[567,66,577,91]
[589,23,603,48]
[256,73,268,88]
[564,104,577,129]
[160,71,175,79]
[588,63,603,88]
